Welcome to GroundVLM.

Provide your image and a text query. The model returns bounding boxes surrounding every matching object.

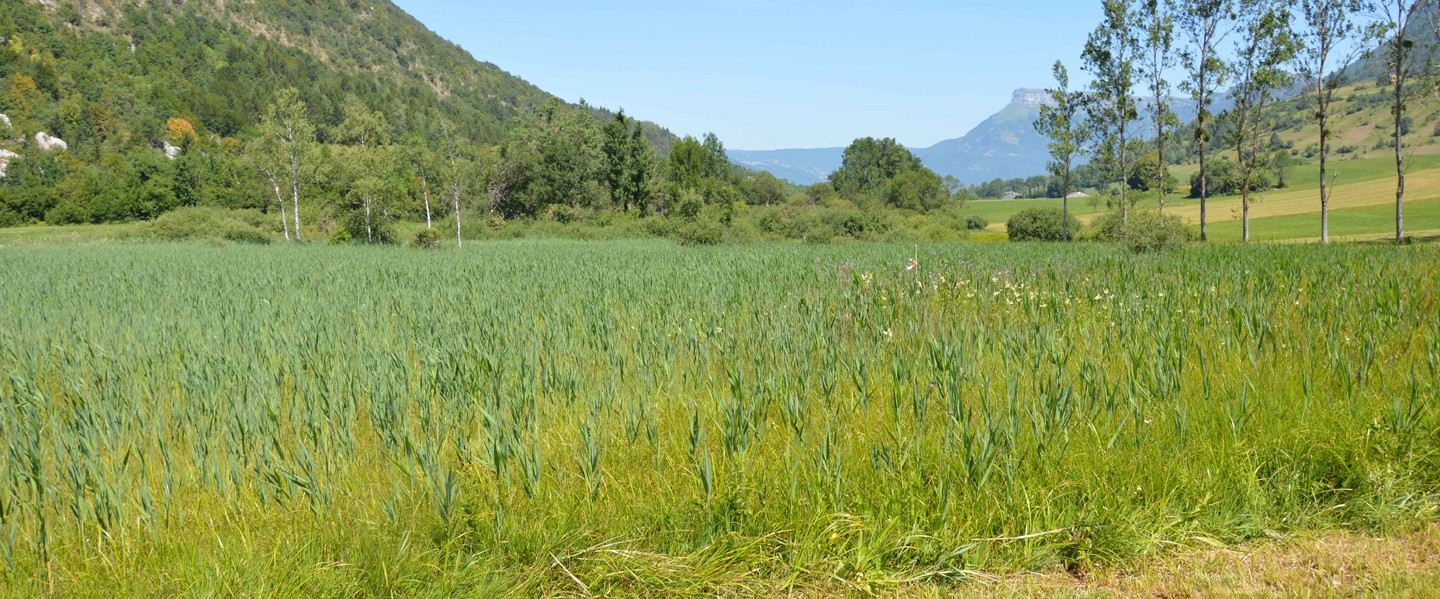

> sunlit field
[1,240,1437,595]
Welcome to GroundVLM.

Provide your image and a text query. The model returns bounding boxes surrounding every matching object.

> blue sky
[392,1,1105,150]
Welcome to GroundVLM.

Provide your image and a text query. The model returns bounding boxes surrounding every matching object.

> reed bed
[0,239,1436,596]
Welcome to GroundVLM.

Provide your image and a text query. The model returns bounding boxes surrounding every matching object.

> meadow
[967,154,1440,242]
[0,239,1438,596]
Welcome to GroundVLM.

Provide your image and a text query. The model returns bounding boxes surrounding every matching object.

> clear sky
[391,1,1105,151]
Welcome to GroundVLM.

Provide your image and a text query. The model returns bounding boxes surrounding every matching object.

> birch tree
[441,120,465,248]
[1035,61,1091,242]
[1297,0,1369,244]
[1178,0,1237,242]
[262,87,313,243]
[339,102,389,243]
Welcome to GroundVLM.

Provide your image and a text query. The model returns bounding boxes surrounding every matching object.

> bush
[674,220,723,246]
[964,215,989,231]
[1094,209,1194,252]
[1006,207,1081,242]
[133,207,272,244]
[412,227,442,249]
[820,210,891,239]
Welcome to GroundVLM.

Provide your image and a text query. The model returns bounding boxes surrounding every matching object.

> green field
[966,154,1440,242]
[1,240,1437,596]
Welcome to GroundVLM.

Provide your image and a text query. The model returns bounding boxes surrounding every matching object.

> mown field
[968,154,1440,242]
[1,240,1438,596]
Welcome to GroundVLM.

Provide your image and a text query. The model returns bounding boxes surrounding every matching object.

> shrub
[1006,207,1081,242]
[412,228,442,249]
[133,207,272,244]
[820,210,891,239]
[1094,208,1194,252]
[675,220,723,246]
[964,215,989,231]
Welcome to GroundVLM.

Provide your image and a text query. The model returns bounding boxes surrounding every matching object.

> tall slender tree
[1297,0,1368,244]
[339,101,388,243]
[1035,61,1091,242]
[1139,0,1179,215]
[262,87,313,243]
[441,120,465,249]
[1227,0,1300,242]
[1371,1,1430,243]
[1178,0,1237,242]
[1084,0,1144,227]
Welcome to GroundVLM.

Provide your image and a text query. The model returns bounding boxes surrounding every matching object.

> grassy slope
[969,153,1440,242]
[968,79,1440,242]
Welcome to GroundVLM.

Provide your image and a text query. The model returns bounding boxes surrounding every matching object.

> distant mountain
[727,147,845,186]
[910,89,1056,185]
[729,89,1209,186]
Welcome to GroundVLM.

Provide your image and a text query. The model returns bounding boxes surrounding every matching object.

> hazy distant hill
[729,89,1207,186]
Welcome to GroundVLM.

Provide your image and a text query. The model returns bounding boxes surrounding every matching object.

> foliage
[128,206,272,243]
[1094,207,1195,251]
[1188,158,1277,197]
[673,219,724,245]
[964,215,990,231]
[1006,206,1082,241]
[412,227,442,249]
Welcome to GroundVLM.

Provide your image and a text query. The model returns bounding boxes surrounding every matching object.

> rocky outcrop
[36,132,68,152]
[164,142,181,160]
[0,149,18,178]
[0,114,11,131]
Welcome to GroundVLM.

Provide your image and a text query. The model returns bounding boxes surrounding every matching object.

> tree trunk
[1395,41,1406,243]
[1153,23,1166,217]
[1242,187,1251,243]
[1119,117,1130,227]
[364,195,373,243]
[422,174,433,229]
[1317,65,1330,245]
[1062,170,1071,242]
[1199,144,1208,242]
[1319,125,1329,244]
[453,185,463,249]
[1197,45,1210,243]
[287,132,302,243]
[268,171,290,242]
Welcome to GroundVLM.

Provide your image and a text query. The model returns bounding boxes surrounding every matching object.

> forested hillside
[0,0,677,228]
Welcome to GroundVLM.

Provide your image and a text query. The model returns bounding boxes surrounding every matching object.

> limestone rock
[0,149,18,178]
[36,132,68,152]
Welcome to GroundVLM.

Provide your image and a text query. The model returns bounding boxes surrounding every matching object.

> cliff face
[908,89,1054,184]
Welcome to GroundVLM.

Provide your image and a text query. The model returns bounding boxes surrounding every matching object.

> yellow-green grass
[1201,197,1440,243]
[0,240,1437,595]
[969,154,1440,241]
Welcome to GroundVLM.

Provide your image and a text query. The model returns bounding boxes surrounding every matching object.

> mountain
[727,147,845,186]
[729,89,1209,187]
[0,0,674,154]
[909,89,1055,185]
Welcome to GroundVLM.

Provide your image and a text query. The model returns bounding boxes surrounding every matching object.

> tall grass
[0,240,1436,595]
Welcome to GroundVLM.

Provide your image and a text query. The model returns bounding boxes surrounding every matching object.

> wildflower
[906,257,918,271]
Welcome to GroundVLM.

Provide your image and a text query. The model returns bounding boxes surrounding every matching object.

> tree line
[1035,0,1433,243]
